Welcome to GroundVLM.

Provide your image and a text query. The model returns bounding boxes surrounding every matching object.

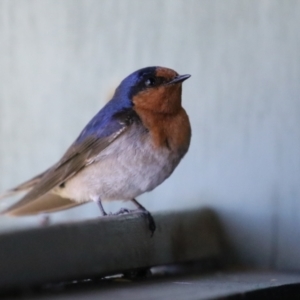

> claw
[114,207,156,236]
[114,208,130,215]
[142,211,156,237]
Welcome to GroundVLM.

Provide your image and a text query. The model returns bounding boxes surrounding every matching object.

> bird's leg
[131,198,156,236]
[113,199,156,236]
[97,199,107,216]
[39,214,51,227]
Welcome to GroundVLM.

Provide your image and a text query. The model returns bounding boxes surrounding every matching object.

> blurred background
[0,0,299,271]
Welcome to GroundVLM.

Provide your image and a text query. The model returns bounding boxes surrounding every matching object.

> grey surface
[0,0,300,271]
[0,209,222,289]
[4,270,300,300]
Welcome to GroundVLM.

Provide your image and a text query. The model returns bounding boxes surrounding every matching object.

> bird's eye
[145,77,156,87]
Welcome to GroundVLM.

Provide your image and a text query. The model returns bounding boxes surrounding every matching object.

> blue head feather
[75,67,157,142]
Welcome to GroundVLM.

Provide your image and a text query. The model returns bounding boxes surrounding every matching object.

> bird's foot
[114,208,131,215]
[140,210,156,237]
[114,208,156,236]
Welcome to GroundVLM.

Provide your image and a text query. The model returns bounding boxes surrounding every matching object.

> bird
[0,66,191,235]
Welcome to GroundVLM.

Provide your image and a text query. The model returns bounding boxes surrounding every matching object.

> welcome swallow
[0,66,191,235]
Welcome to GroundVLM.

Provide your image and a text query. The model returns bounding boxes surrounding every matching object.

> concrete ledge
[0,208,223,289]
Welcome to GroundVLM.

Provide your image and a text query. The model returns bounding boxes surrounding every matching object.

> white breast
[54,123,183,203]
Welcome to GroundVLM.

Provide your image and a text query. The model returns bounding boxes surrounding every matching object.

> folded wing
[1,110,136,215]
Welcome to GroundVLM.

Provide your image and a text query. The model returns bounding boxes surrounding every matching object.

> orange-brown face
[132,67,190,114]
[155,67,179,81]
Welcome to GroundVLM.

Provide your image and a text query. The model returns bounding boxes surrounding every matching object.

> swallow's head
[115,66,190,114]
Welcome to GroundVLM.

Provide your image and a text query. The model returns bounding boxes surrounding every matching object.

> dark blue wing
[2,106,137,214]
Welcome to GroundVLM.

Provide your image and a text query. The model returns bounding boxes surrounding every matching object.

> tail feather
[1,168,84,216]
[0,171,46,200]
[3,193,84,216]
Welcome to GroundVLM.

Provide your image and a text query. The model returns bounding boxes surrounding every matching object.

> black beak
[167,74,191,85]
